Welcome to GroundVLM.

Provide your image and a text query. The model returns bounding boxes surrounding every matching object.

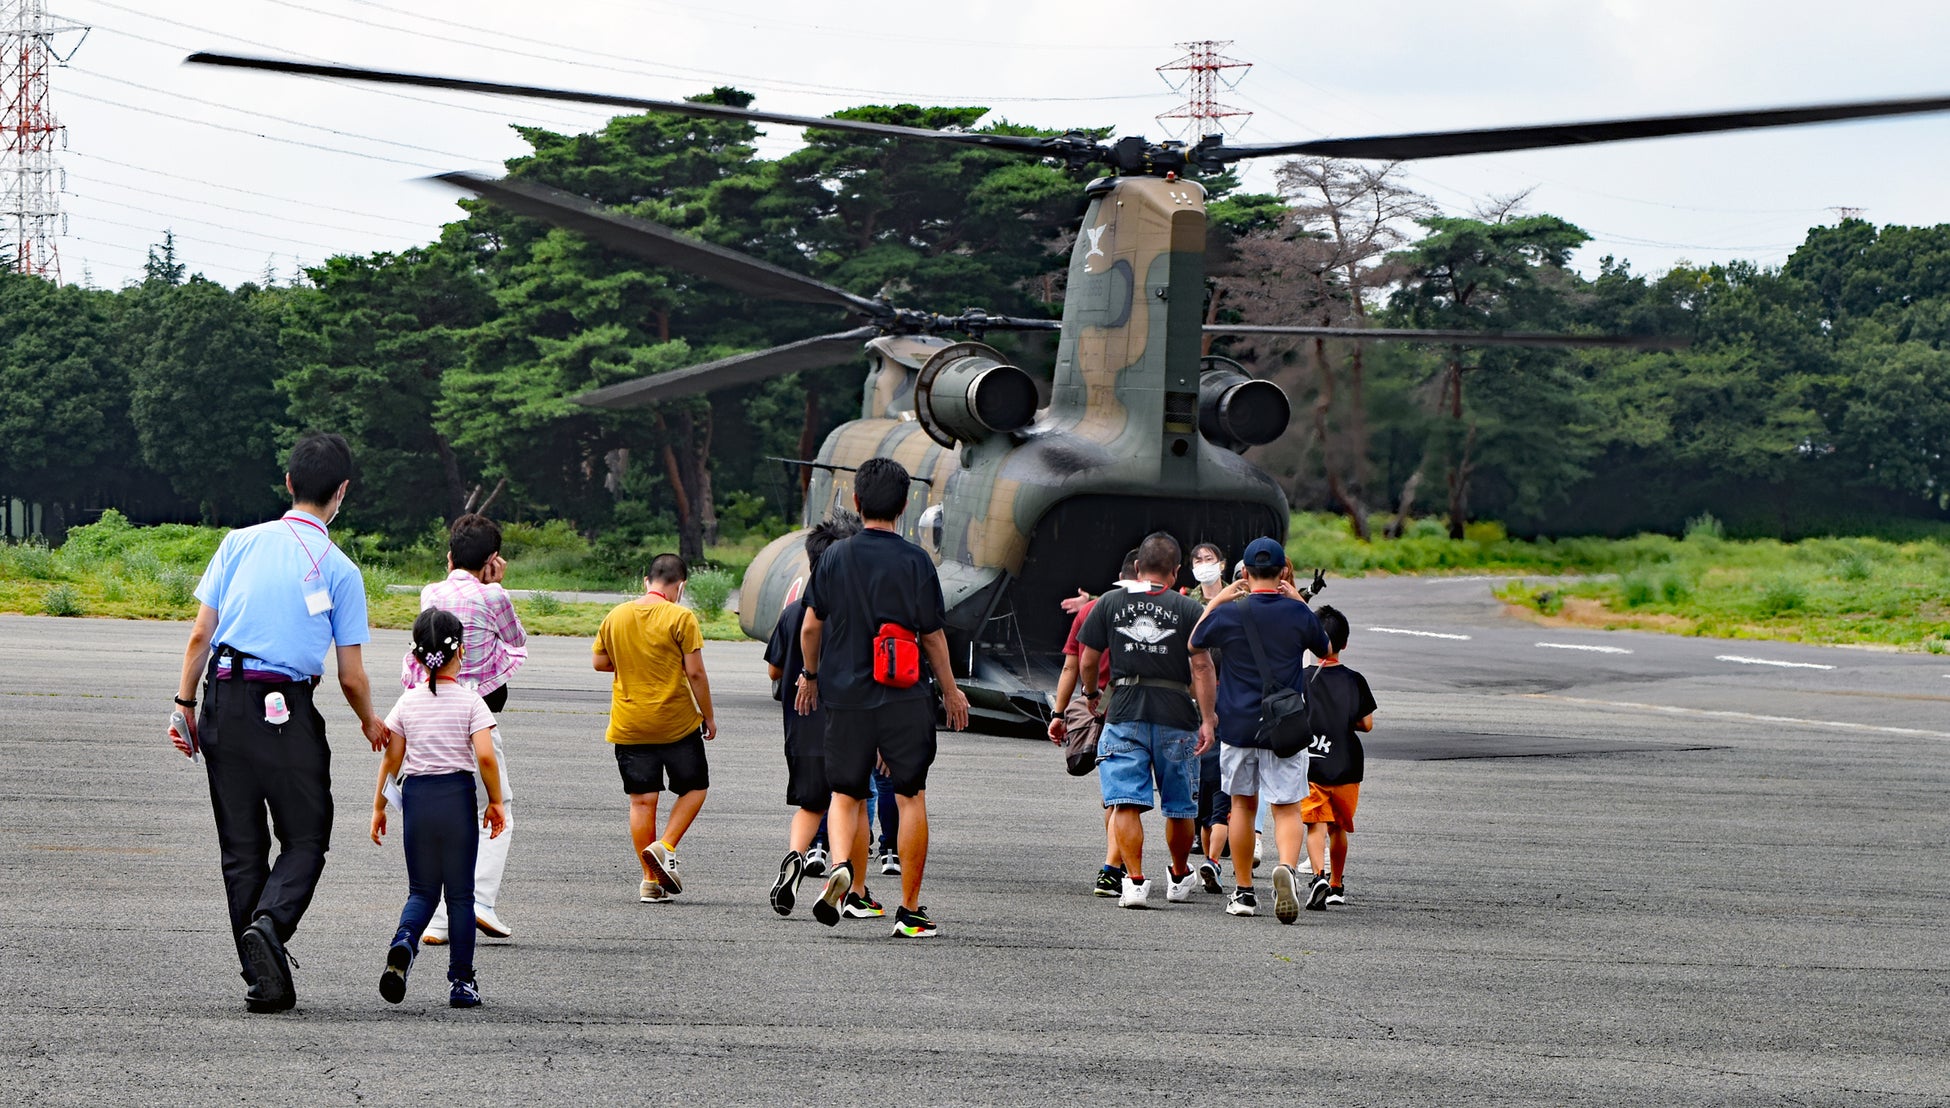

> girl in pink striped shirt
[370,609,506,1008]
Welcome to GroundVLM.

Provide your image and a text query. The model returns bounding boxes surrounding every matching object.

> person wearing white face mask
[1186,543,1231,890]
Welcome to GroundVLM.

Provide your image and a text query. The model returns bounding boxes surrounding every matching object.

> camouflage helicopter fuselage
[741,174,1289,723]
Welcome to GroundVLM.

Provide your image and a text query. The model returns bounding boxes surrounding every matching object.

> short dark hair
[287,432,352,506]
[1191,542,1225,563]
[805,509,862,572]
[1244,561,1285,582]
[448,513,502,572]
[1135,531,1181,577]
[1120,548,1140,579]
[1316,605,1350,653]
[853,457,910,522]
[647,552,688,585]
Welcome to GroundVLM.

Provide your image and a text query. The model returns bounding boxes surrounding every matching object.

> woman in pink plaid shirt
[401,514,527,944]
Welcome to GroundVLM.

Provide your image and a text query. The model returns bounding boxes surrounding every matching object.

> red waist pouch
[873,623,922,688]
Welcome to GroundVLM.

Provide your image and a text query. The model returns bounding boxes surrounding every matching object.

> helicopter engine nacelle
[913,341,1039,449]
[1198,357,1290,454]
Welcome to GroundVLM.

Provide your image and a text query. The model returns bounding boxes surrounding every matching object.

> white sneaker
[803,845,830,879]
[878,850,901,876]
[643,841,682,895]
[1225,888,1258,916]
[1272,864,1300,925]
[1166,870,1198,903]
[422,924,449,946]
[474,906,511,939]
[1118,876,1153,909]
[1253,836,1263,867]
[639,878,669,903]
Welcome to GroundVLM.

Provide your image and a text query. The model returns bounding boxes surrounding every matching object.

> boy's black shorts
[785,754,830,811]
[824,698,935,800]
[614,729,709,795]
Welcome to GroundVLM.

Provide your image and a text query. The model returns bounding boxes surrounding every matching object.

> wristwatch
[800,671,817,681]
[173,695,197,708]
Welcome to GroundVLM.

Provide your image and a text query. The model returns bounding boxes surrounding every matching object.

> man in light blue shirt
[171,432,387,1013]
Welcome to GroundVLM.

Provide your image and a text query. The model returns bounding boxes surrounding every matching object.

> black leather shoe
[241,916,295,1012]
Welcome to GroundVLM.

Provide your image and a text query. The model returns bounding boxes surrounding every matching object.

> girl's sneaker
[1325,883,1347,907]
[379,939,413,1004]
[842,889,885,919]
[449,976,481,1008]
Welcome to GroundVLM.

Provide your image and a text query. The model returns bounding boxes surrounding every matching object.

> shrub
[1835,553,1873,582]
[157,569,197,608]
[526,592,563,616]
[1684,512,1725,542]
[1463,520,1507,545]
[1621,572,1657,608]
[42,584,83,617]
[123,549,165,583]
[1659,573,1693,603]
[687,568,734,616]
[102,577,127,603]
[1756,577,1807,616]
[4,541,57,579]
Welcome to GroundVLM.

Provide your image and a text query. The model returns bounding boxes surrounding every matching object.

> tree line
[3,90,1945,552]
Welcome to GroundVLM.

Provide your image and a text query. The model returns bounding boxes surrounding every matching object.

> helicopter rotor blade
[438,172,882,313]
[186,53,1066,158]
[1205,325,1688,350]
[1220,94,1950,162]
[574,327,882,410]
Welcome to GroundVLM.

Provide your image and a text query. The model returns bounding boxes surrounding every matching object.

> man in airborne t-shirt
[1077,532,1216,910]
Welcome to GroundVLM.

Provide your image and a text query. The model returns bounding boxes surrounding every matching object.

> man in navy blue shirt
[1189,537,1330,924]
[172,432,387,1012]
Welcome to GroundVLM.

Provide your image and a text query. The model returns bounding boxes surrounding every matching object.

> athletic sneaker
[1165,870,1198,903]
[378,939,413,1005]
[449,976,481,1008]
[770,850,805,916]
[1226,888,1258,916]
[1325,884,1347,907]
[1118,876,1153,909]
[1196,859,1223,895]
[640,878,669,903]
[1093,865,1126,898]
[812,863,852,928]
[1306,871,1332,911]
[1272,864,1301,925]
[891,904,938,938]
[643,841,683,895]
[842,890,885,919]
[422,926,449,947]
[804,846,830,879]
[878,849,901,876]
[475,906,511,939]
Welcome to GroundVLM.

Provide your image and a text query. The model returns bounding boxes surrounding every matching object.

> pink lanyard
[283,514,329,583]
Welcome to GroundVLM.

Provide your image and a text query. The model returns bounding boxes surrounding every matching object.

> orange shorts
[1300,781,1359,831]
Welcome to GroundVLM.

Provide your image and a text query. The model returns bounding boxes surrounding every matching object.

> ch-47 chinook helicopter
[192,52,1950,724]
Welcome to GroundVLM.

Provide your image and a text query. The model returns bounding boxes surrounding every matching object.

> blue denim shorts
[1097,721,1199,819]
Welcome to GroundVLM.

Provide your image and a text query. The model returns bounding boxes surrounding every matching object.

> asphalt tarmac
[2,576,1946,1106]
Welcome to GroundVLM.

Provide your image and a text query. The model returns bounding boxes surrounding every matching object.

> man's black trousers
[198,672,333,980]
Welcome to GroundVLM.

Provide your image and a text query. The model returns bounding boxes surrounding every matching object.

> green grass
[8,509,1946,650]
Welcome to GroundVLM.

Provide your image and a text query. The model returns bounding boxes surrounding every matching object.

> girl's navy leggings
[397,771,479,981]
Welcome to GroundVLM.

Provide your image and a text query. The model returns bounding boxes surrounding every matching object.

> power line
[68,170,417,238]
[69,191,359,253]
[64,148,433,227]
[61,87,447,169]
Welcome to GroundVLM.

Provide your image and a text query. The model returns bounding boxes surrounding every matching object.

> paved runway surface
[2,577,1946,1106]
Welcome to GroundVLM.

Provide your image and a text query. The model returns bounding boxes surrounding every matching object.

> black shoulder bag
[1234,597,1310,758]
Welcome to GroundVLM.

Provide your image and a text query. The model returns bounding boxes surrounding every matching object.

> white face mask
[1192,562,1223,585]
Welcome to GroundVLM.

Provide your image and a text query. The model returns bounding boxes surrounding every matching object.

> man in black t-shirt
[1301,606,1377,909]
[1077,532,1217,910]
[796,458,970,938]
[764,511,881,920]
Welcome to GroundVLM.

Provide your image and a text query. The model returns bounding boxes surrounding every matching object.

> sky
[32,0,1950,290]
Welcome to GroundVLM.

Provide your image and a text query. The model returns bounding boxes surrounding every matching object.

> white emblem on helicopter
[1084,223,1109,262]
[1116,615,1177,646]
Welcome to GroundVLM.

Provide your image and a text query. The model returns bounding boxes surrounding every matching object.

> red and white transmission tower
[1156,40,1252,140]
[2,1,84,281]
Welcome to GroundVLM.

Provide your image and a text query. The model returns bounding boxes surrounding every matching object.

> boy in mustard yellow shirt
[593,553,717,903]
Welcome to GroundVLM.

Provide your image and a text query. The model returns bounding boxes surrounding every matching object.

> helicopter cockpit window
[919,503,944,552]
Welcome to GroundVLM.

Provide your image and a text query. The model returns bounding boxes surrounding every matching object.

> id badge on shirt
[306,588,334,616]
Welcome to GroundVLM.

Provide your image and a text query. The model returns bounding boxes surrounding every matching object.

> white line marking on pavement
[1528,695,1950,740]
[1537,642,1633,654]
[1368,627,1473,641]
[1715,654,1835,670]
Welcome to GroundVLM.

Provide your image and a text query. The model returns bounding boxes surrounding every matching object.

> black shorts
[785,753,830,811]
[1198,771,1232,829]
[614,729,709,795]
[825,698,935,800]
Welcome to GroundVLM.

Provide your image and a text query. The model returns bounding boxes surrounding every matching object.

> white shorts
[1219,743,1310,806]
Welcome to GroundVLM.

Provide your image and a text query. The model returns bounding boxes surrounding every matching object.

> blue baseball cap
[1242,537,1286,569]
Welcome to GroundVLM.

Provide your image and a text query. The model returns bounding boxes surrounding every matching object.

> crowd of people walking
[167,436,1377,1012]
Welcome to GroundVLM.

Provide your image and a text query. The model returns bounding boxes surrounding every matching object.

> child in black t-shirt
[763,512,882,920]
[1300,606,1377,909]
